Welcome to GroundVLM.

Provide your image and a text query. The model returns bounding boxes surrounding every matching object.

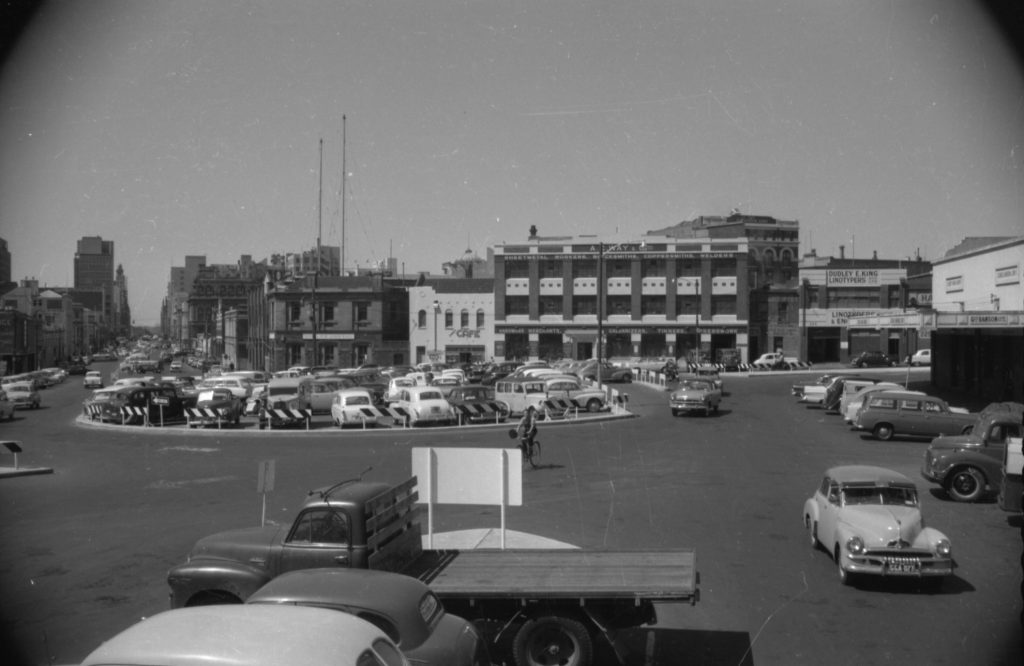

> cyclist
[517,405,539,463]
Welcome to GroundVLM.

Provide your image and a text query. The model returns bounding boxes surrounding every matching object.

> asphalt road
[0,364,1021,665]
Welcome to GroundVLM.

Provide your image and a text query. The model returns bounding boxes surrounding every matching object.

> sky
[1,0,1022,326]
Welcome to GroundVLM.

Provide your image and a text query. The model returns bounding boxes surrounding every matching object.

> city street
[0,364,1021,665]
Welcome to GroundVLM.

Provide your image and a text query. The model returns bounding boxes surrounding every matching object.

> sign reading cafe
[826,269,880,287]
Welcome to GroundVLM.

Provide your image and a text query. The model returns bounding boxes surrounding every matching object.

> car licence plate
[885,559,920,574]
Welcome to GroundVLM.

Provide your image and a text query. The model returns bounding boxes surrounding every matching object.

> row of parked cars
[796,372,1023,588]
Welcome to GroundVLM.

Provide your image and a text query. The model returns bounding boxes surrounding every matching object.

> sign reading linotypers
[826,269,880,286]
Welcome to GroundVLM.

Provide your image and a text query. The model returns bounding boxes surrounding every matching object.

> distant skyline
[2,1,1022,325]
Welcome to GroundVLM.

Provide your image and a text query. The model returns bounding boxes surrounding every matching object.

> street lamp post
[693,280,700,368]
[432,300,440,364]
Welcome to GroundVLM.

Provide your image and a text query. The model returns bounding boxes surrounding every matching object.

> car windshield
[679,380,712,391]
[415,390,444,401]
[842,485,918,507]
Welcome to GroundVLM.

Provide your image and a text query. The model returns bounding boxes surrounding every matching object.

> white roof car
[395,385,454,427]
[331,388,384,428]
[79,604,409,666]
[83,371,104,387]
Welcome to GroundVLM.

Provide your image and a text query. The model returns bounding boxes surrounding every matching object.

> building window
[288,302,301,322]
[540,296,562,315]
[676,295,699,316]
[354,302,369,322]
[572,295,596,316]
[460,309,469,327]
[641,295,665,315]
[606,259,630,278]
[608,295,630,315]
[476,309,485,328]
[776,301,788,323]
[417,309,427,328]
[675,260,699,277]
[542,260,563,278]
[505,260,530,279]
[320,303,334,323]
[712,296,737,316]
[572,260,598,279]
[505,296,529,315]
[444,309,453,328]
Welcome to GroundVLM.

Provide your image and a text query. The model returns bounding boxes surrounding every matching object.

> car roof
[80,605,396,666]
[825,465,915,487]
[247,568,437,648]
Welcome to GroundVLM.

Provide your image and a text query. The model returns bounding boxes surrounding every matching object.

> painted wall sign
[826,269,880,287]
[995,265,1019,286]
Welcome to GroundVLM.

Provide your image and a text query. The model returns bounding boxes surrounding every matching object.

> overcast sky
[1,0,1022,325]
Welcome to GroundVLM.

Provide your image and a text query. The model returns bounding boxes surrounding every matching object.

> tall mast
[312,137,322,365]
[341,114,347,276]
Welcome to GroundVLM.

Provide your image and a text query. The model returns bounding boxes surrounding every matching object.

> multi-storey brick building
[493,227,751,363]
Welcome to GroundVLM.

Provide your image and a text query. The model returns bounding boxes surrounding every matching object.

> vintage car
[910,348,932,366]
[844,386,922,424]
[446,384,509,424]
[822,377,890,412]
[669,376,722,416]
[331,388,385,428]
[853,391,975,441]
[803,465,954,586]
[83,370,104,389]
[792,373,842,399]
[430,375,462,398]
[188,387,243,428]
[751,352,796,370]
[5,382,40,410]
[577,360,634,383]
[393,385,455,427]
[850,350,895,367]
[79,604,409,666]
[694,364,724,392]
[246,568,490,666]
[837,382,904,420]
[921,402,1024,502]
[308,377,355,413]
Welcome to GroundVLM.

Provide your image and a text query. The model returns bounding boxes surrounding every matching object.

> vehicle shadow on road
[925,488,998,505]
[846,574,975,595]
[610,627,754,666]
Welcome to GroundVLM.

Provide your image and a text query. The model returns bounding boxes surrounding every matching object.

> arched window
[476,309,485,328]
[417,309,427,328]
[444,309,453,328]
[460,309,469,328]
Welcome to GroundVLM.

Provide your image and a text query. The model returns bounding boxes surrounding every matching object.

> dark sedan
[246,568,490,666]
[850,350,895,367]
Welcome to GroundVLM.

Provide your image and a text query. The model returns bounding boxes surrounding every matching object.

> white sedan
[803,465,954,587]
[83,371,104,388]
[393,386,455,427]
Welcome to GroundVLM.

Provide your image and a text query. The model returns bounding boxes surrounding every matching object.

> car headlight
[935,539,952,557]
[845,536,865,555]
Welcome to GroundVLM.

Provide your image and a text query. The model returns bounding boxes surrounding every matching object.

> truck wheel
[945,466,986,502]
[513,615,593,666]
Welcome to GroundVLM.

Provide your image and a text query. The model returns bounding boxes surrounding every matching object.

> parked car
[751,352,795,370]
[309,377,355,414]
[83,370,104,388]
[850,350,895,368]
[822,377,889,412]
[921,402,1024,502]
[5,382,40,409]
[331,388,385,428]
[803,465,954,587]
[669,376,722,416]
[446,384,510,423]
[430,375,462,398]
[543,376,607,413]
[386,376,417,403]
[169,359,183,372]
[577,360,633,383]
[82,387,131,422]
[393,386,455,427]
[79,605,410,666]
[842,385,920,423]
[189,387,243,428]
[119,386,188,424]
[852,391,975,441]
[0,389,14,421]
[203,375,254,399]
[910,348,932,366]
[246,568,490,666]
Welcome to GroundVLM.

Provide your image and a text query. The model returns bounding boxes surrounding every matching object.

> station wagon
[853,391,975,441]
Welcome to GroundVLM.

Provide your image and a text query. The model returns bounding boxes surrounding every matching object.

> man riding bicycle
[517,405,539,466]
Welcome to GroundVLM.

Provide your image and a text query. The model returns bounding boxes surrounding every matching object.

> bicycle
[508,428,541,469]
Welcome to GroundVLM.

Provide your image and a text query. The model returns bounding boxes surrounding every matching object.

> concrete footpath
[0,464,53,479]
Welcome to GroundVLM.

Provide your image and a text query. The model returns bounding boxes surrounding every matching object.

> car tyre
[513,615,593,666]
[623,373,633,383]
[945,466,986,502]
[873,423,895,441]
[807,517,819,550]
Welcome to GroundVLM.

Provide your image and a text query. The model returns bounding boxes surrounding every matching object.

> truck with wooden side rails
[167,476,699,666]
